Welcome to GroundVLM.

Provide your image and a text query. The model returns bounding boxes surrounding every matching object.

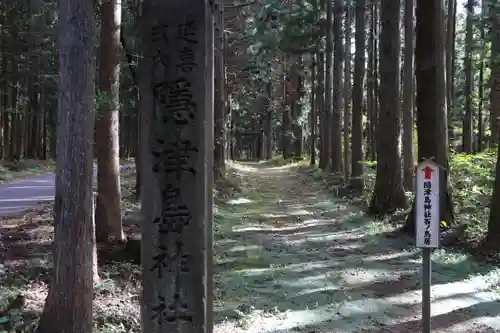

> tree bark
[310,52,317,165]
[343,1,352,180]
[491,0,500,147]
[462,0,474,153]
[368,0,408,215]
[323,0,333,169]
[95,0,125,242]
[214,3,226,179]
[402,0,415,191]
[477,6,485,152]
[446,0,456,143]
[350,0,365,192]
[487,0,500,246]
[405,0,454,234]
[331,0,343,173]
[37,0,96,331]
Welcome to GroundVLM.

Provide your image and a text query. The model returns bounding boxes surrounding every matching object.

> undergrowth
[302,149,498,251]
[0,159,55,182]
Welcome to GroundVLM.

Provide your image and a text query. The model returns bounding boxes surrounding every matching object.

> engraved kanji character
[150,241,190,278]
[165,292,193,323]
[424,196,431,204]
[152,202,192,235]
[160,183,181,202]
[151,130,198,179]
[177,46,197,72]
[151,292,193,324]
[178,19,198,44]
[153,49,171,69]
[151,25,171,69]
[152,24,170,44]
[423,181,431,189]
[424,238,431,245]
[151,295,167,324]
[160,204,192,233]
[424,203,432,211]
[424,218,431,225]
[154,78,196,125]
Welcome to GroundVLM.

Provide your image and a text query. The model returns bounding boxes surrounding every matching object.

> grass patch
[0,159,55,182]
[119,168,139,214]
[300,150,500,280]
[266,155,306,167]
[302,150,498,246]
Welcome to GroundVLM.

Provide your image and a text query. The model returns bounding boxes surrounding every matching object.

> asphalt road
[0,164,134,217]
[0,173,55,217]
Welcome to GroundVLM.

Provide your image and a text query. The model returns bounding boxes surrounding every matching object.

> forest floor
[0,167,141,332]
[1,161,500,332]
[213,161,500,333]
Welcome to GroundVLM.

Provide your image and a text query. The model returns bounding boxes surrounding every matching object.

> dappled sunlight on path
[214,161,500,333]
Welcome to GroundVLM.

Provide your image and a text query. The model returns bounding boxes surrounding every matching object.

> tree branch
[225,1,259,9]
[120,30,138,90]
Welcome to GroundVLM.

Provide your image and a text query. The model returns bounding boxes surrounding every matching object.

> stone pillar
[140,1,214,332]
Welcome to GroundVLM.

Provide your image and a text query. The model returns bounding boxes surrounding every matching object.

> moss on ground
[300,149,500,260]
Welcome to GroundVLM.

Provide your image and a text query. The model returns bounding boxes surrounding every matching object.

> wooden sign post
[140,1,214,332]
[415,159,441,333]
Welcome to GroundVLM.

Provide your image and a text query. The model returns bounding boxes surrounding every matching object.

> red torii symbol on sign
[423,166,433,180]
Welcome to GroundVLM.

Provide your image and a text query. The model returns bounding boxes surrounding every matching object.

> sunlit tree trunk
[95,0,125,242]
[37,0,96,331]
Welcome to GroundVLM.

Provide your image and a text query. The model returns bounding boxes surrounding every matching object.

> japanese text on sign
[415,161,440,248]
[149,14,200,327]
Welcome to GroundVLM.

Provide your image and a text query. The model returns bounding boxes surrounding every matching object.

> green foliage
[0,160,54,182]
[449,7,491,145]
[358,150,497,242]
[230,0,318,134]
[449,150,497,238]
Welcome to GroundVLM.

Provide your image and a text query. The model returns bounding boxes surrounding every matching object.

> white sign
[415,160,440,248]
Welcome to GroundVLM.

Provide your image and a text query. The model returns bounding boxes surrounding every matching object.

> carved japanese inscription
[140,1,213,332]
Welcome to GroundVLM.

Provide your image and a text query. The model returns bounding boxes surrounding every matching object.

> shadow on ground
[214,161,500,333]
[0,170,142,332]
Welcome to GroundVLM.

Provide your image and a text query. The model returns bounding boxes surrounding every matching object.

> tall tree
[310,51,317,165]
[369,0,408,214]
[214,3,226,178]
[490,0,500,147]
[402,0,415,190]
[463,0,474,153]
[37,0,96,331]
[331,0,343,172]
[477,6,485,152]
[366,1,377,161]
[95,0,125,242]
[343,0,352,181]
[487,0,500,246]
[324,0,333,169]
[405,0,454,232]
[446,0,457,142]
[318,0,328,169]
[350,0,365,192]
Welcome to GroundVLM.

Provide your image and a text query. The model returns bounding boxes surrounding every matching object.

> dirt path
[214,162,500,333]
